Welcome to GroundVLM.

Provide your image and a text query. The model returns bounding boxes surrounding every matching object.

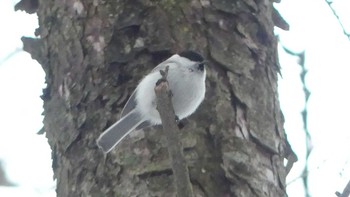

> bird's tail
[97,109,144,153]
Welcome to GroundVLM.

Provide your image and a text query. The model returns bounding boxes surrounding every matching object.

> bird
[97,50,207,153]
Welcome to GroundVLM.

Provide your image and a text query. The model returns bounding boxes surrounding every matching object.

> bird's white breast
[135,60,206,125]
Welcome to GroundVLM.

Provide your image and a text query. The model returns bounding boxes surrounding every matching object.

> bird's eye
[188,68,194,72]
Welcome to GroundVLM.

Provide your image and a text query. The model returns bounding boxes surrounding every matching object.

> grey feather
[97,110,145,153]
[136,120,152,130]
[120,90,137,118]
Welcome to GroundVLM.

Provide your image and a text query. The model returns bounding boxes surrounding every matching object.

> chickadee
[97,50,207,153]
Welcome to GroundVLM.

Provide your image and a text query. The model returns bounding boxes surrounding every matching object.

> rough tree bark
[20,0,292,196]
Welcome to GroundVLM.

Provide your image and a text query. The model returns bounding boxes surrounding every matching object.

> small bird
[97,50,207,153]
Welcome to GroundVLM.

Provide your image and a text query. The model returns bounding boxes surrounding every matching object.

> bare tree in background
[0,161,12,186]
[17,0,295,196]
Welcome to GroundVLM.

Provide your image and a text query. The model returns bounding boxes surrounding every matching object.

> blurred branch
[283,48,313,197]
[287,170,309,186]
[325,0,350,41]
[0,161,14,186]
[336,180,350,197]
[299,51,313,197]
[0,48,22,66]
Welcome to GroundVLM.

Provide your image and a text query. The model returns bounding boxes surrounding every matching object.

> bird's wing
[121,59,178,120]
[120,89,137,118]
[135,121,153,130]
[121,90,153,130]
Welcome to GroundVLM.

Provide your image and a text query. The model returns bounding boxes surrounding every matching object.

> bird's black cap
[178,50,204,62]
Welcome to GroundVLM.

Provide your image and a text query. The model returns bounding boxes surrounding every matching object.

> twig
[155,67,194,196]
[336,180,350,197]
[0,48,22,66]
[154,66,194,197]
[325,0,350,41]
[282,48,313,196]
[298,51,313,197]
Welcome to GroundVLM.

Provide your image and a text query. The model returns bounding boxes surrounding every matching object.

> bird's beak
[201,60,208,65]
[197,60,207,71]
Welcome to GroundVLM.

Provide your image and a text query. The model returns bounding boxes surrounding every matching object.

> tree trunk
[22,0,289,196]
